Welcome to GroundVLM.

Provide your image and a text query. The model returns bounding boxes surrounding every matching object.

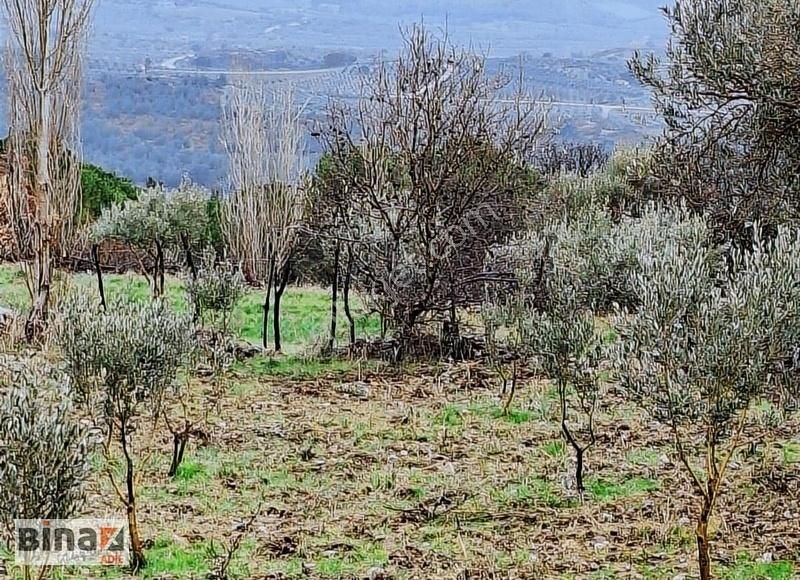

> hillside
[87,0,668,67]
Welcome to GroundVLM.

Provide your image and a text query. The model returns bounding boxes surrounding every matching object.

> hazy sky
[87,0,669,61]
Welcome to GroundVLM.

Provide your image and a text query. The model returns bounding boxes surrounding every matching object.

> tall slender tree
[221,81,307,351]
[2,0,94,339]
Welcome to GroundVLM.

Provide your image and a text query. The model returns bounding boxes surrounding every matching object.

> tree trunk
[446,288,461,359]
[343,247,356,346]
[92,243,107,311]
[181,231,198,281]
[560,395,588,495]
[24,72,53,342]
[696,495,713,580]
[262,255,275,350]
[328,242,341,352]
[575,446,585,494]
[181,232,200,321]
[120,421,146,571]
[25,222,51,342]
[273,258,291,353]
[153,240,165,298]
[168,430,189,478]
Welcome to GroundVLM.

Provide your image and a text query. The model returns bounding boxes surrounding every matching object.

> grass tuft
[586,477,659,501]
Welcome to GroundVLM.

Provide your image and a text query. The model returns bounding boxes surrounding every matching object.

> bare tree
[533,142,609,177]
[221,81,307,351]
[2,0,94,339]
[319,25,547,355]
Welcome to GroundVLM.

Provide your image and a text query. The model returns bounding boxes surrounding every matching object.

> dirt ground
[70,360,800,580]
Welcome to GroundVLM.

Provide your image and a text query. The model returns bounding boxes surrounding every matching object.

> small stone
[592,536,609,550]
[365,567,388,580]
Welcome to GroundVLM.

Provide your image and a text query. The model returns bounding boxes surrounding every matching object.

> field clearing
[1,266,799,579]
[0,265,380,355]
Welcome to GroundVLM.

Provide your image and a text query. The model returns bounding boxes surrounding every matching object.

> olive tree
[92,184,210,298]
[164,253,245,479]
[186,252,245,336]
[179,253,245,466]
[630,0,800,240]
[613,219,800,580]
[0,359,89,578]
[58,296,194,570]
[487,216,603,494]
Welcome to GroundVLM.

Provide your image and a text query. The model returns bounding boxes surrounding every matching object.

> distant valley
[0,0,668,186]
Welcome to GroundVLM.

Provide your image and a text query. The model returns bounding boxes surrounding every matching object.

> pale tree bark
[2,0,93,340]
[221,80,307,351]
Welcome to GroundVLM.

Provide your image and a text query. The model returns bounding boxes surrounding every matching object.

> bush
[80,163,139,222]
[0,359,89,539]
[186,253,245,331]
[531,147,654,226]
[496,204,713,315]
[58,294,194,569]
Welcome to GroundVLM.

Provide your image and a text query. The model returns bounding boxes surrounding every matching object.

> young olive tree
[488,217,602,494]
[2,0,94,339]
[320,24,547,354]
[92,184,210,298]
[163,252,245,478]
[186,254,245,406]
[0,359,89,578]
[168,251,245,478]
[58,295,194,571]
[525,272,601,496]
[187,252,245,336]
[613,220,800,580]
[221,82,307,352]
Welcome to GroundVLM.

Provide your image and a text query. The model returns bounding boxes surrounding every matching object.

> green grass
[0,266,31,311]
[174,460,208,483]
[140,536,210,578]
[724,556,795,580]
[542,440,567,458]
[468,403,533,424]
[438,405,464,427]
[586,477,659,501]
[493,477,574,509]
[0,264,380,352]
[781,442,800,465]
[234,286,380,348]
[59,536,243,580]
